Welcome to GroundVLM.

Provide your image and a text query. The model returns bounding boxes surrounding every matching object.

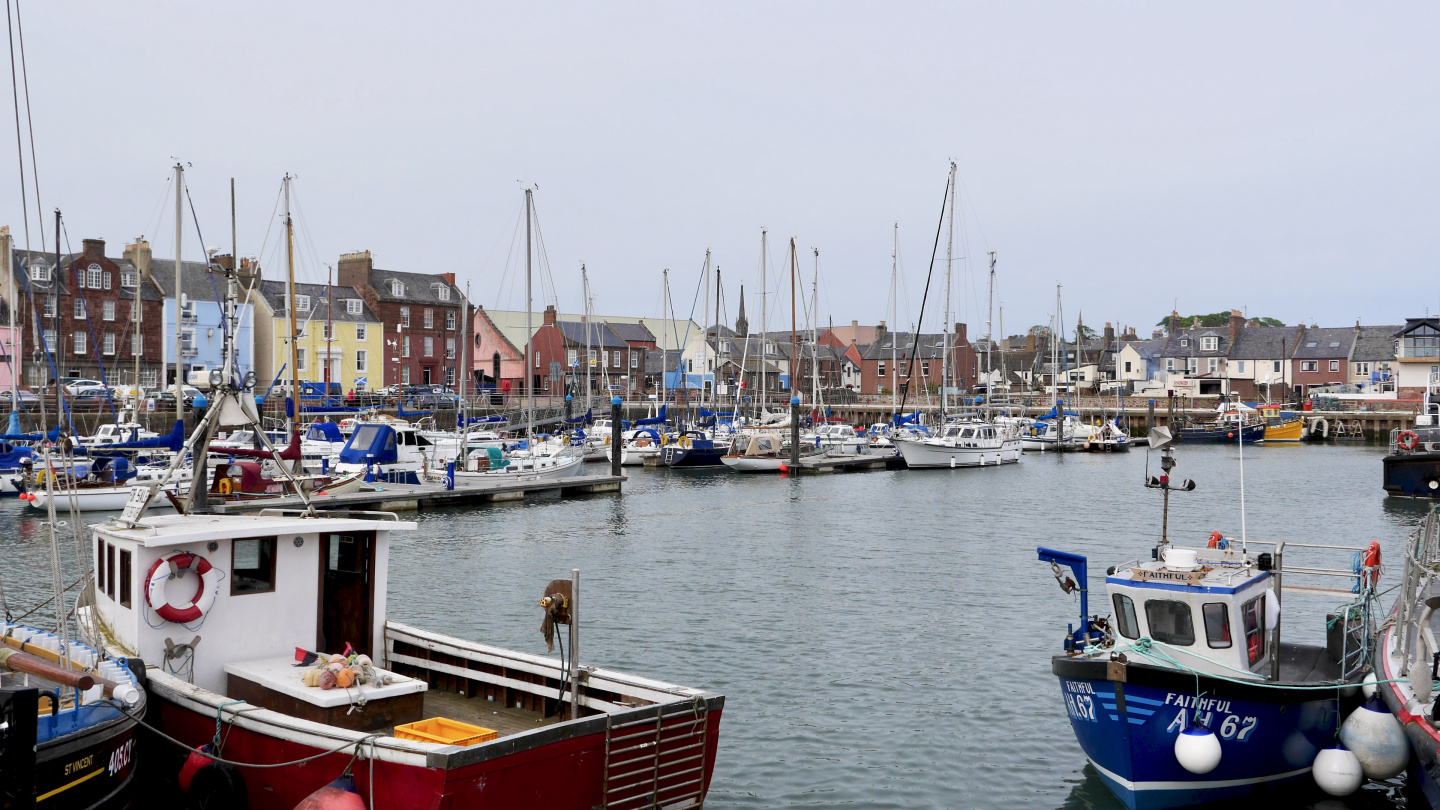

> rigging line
[183,181,232,345]
[139,173,172,247]
[491,200,525,310]
[4,0,32,252]
[895,174,951,419]
[250,180,285,281]
[12,0,40,247]
[59,223,118,423]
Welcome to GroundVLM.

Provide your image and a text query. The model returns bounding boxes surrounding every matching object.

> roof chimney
[123,240,152,284]
[337,250,373,288]
[81,238,105,259]
[543,304,557,326]
[955,322,968,343]
[1228,309,1245,345]
[1103,322,1115,346]
[876,320,887,340]
[1025,331,1036,352]
[1168,311,1181,335]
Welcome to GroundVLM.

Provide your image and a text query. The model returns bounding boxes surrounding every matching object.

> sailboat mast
[890,224,897,416]
[325,265,333,396]
[173,163,184,425]
[3,228,15,403]
[811,249,820,409]
[284,174,299,438]
[661,269,669,406]
[789,239,797,413]
[583,264,591,411]
[714,266,722,410]
[525,188,533,443]
[703,249,711,411]
[133,235,142,399]
[943,162,955,419]
[759,229,767,417]
[985,253,995,422]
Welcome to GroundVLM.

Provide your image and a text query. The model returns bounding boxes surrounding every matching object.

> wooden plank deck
[419,688,561,739]
[213,473,625,514]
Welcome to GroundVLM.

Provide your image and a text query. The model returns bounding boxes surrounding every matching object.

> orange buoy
[293,775,366,810]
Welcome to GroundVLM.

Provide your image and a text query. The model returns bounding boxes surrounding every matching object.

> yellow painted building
[254,280,383,393]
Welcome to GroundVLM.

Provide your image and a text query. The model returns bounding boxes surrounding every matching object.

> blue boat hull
[1175,423,1266,444]
[1383,452,1440,498]
[1053,654,1338,810]
[661,443,726,467]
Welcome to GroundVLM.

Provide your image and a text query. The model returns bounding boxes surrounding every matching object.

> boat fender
[293,774,366,810]
[144,552,221,624]
[1174,723,1222,774]
[1312,744,1363,796]
[1398,430,1420,451]
[1338,696,1408,780]
[177,744,213,793]
[1361,671,1378,699]
[185,756,248,810]
[1361,541,1381,588]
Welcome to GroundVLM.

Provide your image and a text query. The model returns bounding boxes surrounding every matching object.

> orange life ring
[1398,430,1420,451]
[1208,530,1224,548]
[144,552,220,624]
[1362,540,1381,587]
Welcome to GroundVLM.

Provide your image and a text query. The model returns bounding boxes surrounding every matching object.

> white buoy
[1312,745,1363,796]
[1175,726,1222,774]
[1339,697,1408,780]
[1361,671,1378,699]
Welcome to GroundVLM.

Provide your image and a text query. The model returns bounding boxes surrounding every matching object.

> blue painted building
[148,257,257,386]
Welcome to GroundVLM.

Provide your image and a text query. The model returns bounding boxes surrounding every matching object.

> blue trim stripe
[1107,570,1271,595]
[1125,695,1166,706]
[1127,717,1146,725]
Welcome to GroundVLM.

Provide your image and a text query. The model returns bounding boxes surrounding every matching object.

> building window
[1179,338,1188,347]
[103,271,112,290]
[588,348,597,365]
[129,300,139,321]
[40,328,55,350]
[74,298,86,319]
[297,348,307,371]
[424,337,434,357]
[102,300,115,321]
[877,361,885,377]
[131,334,142,356]
[446,366,456,386]
[42,295,55,318]
[321,323,332,341]
[921,361,930,377]
[1187,358,1197,374]
[103,333,115,355]
[295,295,310,312]
[346,299,361,314]
[140,368,157,387]
[181,328,195,355]
[87,266,102,289]
[535,352,541,369]
[401,366,411,385]
[391,280,405,297]
[28,261,50,282]
[121,271,136,288]
[1166,358,1175,372]
[446,338,456,359]
[630,353,638,369]
[73,332,86,354]
[356,350,367,371]
[1355,362,1370,375]
[1329,360,1339,373]
[612,350,620,368]
[446,311,456,330]
[231,537,277,595]
[1301,361,1318,372]
[1201,336,1217,352]
[1237,361,1245,373]
[423,309,434,329]
[568,349,578,366]
[355,323,367,341]
[1207,358,1218,374]
[1124,360,1132,373]
[434,284,450,301]
[401,336,410,358]
[400,307,410,327]
[1273,360,1282,373]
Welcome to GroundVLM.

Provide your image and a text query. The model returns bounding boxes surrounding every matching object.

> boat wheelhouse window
[960,428,974,438]
[106,543,116,599]
[1143,599,1195,646]
[1242,594,1266,664]
[1202,603,1232,648]
[1112,594,1139,639]
[231,537,278,595]
[119,549,132,608]
[96,537,105,596]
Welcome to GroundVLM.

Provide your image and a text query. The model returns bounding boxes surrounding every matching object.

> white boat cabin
[937,422,1000,446]
[92,512,404,694]
[1105,545,1276,679]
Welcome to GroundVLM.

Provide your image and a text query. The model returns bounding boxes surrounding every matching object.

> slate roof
[368,267,462,305]
[256,280,380,323]
[1352,325,1402,363]
[1122,338,1167,362]
[148,259,260,303]
[861,332,949,360]
[606,321,657,344]
[1293,327,1357,359]
[1227,326,1298,360]
[1162,328,1231,358]
[554,320,628,349]
[11,250,163,301]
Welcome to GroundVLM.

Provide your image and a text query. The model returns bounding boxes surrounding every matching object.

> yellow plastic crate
[393,717,498,746]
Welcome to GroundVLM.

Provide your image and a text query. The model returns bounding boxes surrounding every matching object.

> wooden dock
[211,474,624,514]
[778,451,901,475]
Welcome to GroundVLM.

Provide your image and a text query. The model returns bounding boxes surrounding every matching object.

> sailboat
[893,165,1021,469]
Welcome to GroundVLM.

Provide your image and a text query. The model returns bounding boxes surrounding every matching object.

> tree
[1075,324,1097,342]
[1156,312,1285,333]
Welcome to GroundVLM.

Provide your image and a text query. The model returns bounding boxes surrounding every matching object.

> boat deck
[410,688,561,739]
[211,474,624,513]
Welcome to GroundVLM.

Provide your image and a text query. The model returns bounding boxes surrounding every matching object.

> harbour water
[0,443,1430,808]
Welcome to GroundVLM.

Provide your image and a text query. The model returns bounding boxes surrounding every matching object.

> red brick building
[857,324,976,395]
[529,306,645,396]
[11,238,166,389]
[337,251,466,389]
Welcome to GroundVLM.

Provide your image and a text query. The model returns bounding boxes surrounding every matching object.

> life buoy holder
[1362,540,1381,588]
[217,477,233,496]
[1207,530,1228,550]
[145,552,220,624]
[1398,430,1420,451]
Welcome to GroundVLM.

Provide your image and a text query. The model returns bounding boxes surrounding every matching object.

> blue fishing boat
[1037,428,1377,809]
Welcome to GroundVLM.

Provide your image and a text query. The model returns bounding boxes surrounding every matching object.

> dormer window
[295,295,310,312]
[434,284,450,301]
[1179,338,1189,347]
[27,261,50,282]
[1200,336,1217,352]
[346,299,362,315]
[121,271,136,288]
[390,280,405,297]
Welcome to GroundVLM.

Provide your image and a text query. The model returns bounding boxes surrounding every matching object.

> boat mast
[702,249,711,412]
[789,238,797,415]
[3,228,15,405]
[985,253,995,423]
[460,280,470,435]
[890,224,898,417]
[714,265,722,411]
[661,268,669,407]
[173,163,184,425]
[811,249,820,410]
[133,236,142,403]
[325,264,333,399]
[943,162,955,420]
[226,179,238,387]
[525,188,533,444]
[759,229,767,418]
[284,175,299,441]
[583,264,591,411]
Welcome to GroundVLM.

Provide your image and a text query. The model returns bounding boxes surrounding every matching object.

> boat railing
[1393,509,1440,675]
[1270,539,1384,682]
[256,507,402,521]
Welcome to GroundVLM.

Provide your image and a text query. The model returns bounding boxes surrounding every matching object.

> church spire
[736,284,749,337]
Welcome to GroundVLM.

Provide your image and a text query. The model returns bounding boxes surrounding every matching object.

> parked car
[0,390,41,409]
[149,384,203,409]
[47,377,104,395]
[406,393,457,410]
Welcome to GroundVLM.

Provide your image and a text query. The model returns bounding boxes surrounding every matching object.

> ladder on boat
[602,699,711,809]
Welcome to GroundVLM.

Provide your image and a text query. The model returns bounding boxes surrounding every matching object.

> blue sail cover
[338,424,399,465]
[396,398,433,418]
[0,444,33,469]
[461,415,507,427]
[564,408,593,425]
[305,421,344,443]
[286,397,360,416]
[890,411,922,427]
[85,421,185,455]
[632,405,667,427]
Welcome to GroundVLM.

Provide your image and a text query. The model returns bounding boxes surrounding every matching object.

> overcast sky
[2,2,1435,339]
